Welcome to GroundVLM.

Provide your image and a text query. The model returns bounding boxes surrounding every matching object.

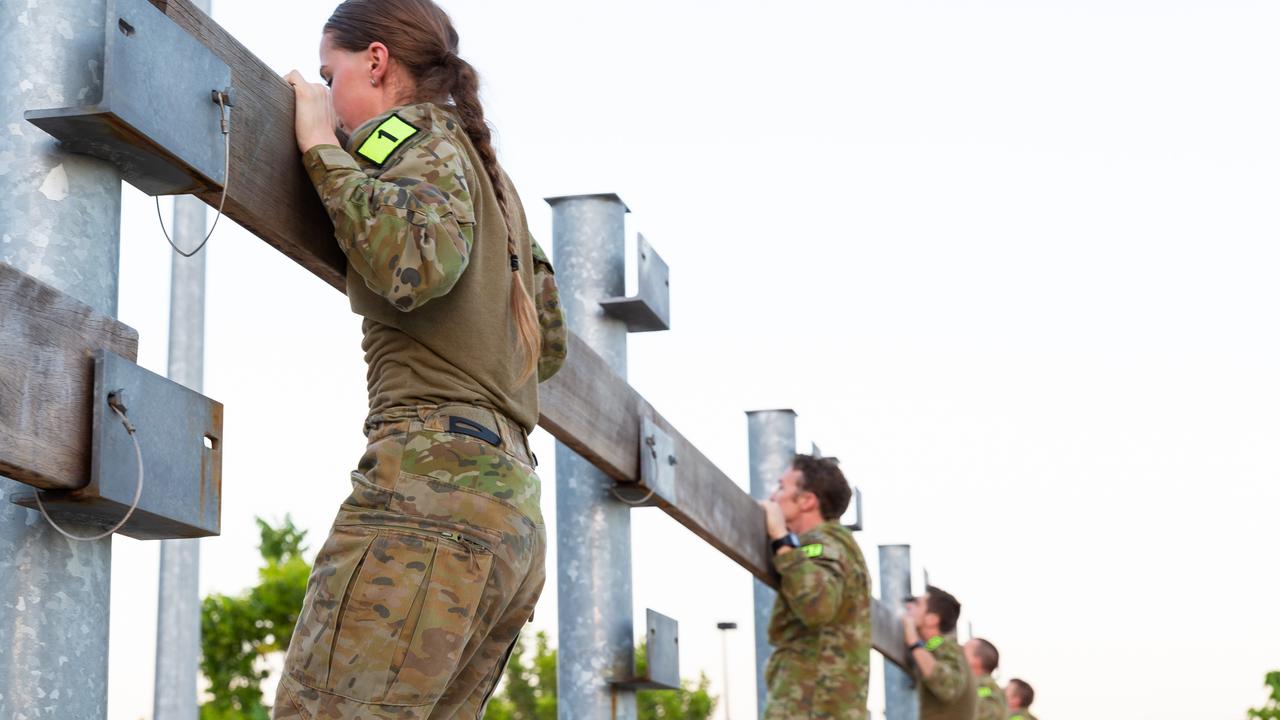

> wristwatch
[771,533,800,554]
[908,639,926,652]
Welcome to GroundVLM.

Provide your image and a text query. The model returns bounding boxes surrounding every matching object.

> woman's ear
[367,42,390,85]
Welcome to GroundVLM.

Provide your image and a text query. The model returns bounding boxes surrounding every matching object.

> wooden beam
[0,263,140,490]
[149,0,345,290]
[146,0,912,670]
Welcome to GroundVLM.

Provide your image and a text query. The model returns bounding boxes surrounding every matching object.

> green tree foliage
[1248,672,1280,720]
[484,632,717,720]
[200,517,310,720]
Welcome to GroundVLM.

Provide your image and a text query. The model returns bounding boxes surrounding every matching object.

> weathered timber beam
[149,0,346,290]
[0,263,140,490]
[145,0,912,671]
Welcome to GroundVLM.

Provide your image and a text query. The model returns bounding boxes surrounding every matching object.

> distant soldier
[963,638,1006,720]
[1004,679,1039,720]
[902,586,976,720]
[759,455,871,719]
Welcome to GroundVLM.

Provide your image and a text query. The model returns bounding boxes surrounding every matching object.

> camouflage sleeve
[922,645,967,702]
[772,542,846,628]
[531,238,567,382]
[302,138,475,312]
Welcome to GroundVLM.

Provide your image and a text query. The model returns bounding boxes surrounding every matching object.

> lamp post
[717,621,738,720]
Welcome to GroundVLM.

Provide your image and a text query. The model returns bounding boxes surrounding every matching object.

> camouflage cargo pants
[274,404,546,720]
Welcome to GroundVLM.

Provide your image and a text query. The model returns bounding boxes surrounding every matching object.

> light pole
[717,621,738,720]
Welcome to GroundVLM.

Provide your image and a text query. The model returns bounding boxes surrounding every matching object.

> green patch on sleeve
[801,543,823,558]
[356,114,420,166]
[977,687,992,698]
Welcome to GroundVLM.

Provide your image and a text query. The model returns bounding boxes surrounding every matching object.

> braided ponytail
[326,0,542,382]
[447,56,541,382]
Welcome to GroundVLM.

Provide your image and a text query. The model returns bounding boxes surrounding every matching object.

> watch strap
[770,533,799,553]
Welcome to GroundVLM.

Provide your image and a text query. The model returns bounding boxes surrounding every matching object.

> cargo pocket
[324,529,441,703]
[384,525,496,706]
[286,526,377,690]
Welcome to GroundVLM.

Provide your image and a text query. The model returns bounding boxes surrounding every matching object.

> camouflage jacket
[303,103,566,429]
[1007,709,1039,720]
[764,521,870,720]
[975,674,1007,720]
[917,634,977,720]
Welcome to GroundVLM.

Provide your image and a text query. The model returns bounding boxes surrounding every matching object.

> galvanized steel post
[879,545,917,720]
[155,0,212,712]
[745,410,796,718]
[548,194,636,720]
[153,192,209,720]
[0,0,122,717]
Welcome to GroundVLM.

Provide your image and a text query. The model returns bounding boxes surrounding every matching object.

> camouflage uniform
[763,520,871,720]
[1007,710,1038,720]
[273,102,565,720]
[917,634,977,720]
[974,675,1006,720]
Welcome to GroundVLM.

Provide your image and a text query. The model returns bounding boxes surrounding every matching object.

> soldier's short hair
[1008,678,1035,707]
[924,585,961,633]
[971,637,999,673]
[791,454,851,521]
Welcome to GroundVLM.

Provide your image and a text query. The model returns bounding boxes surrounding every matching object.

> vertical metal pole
[548,194,635,720]
[745,409,796,719]
[720,629,732,720]
[0,1,121,718]
[153,193,208,720]
[879,545,917,720]
[153,3,212,713]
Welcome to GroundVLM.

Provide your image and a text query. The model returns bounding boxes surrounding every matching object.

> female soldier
[277,1,565,717]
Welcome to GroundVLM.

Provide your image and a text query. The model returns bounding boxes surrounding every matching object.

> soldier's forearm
[911,645,937,678]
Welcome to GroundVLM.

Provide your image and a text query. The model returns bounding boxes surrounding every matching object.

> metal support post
[0,0,122,717]
[548,194,635,720]
[153,193,208,720]
[745,409,796,718]
[879,545,917,720]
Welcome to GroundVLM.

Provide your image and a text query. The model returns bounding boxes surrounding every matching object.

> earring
[370,78,377,87]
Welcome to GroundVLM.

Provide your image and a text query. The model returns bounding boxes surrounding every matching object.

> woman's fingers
[285,71,339,153]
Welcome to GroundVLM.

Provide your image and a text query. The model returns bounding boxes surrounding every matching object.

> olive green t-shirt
[303,102,566,432]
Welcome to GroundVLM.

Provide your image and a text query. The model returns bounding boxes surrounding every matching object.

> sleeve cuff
[772,548,807,573]
[302,144,362,187]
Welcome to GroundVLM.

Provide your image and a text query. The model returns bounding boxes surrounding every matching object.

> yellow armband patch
[356,114,420,166]
[801,543,823,558]
[977,687,993,698]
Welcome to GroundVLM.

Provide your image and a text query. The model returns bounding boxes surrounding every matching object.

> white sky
[104,1,1280,719]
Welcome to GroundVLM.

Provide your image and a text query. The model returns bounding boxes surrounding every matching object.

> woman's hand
[284,69,339,154]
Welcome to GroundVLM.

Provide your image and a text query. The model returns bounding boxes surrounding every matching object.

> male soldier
[758,454,870,719]
[1004,679,1038,720]
[963,638,1006,720]
[902,586,976,720]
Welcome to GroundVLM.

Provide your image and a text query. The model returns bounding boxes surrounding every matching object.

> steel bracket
[12,350,224,539]
[600,234,670,332]
[24,0,232,195]
[610,609,680,691]
[844,486,863,532]
[614,417,676,507]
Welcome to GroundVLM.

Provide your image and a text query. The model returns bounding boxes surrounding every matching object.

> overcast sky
[105,1,1280,719]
